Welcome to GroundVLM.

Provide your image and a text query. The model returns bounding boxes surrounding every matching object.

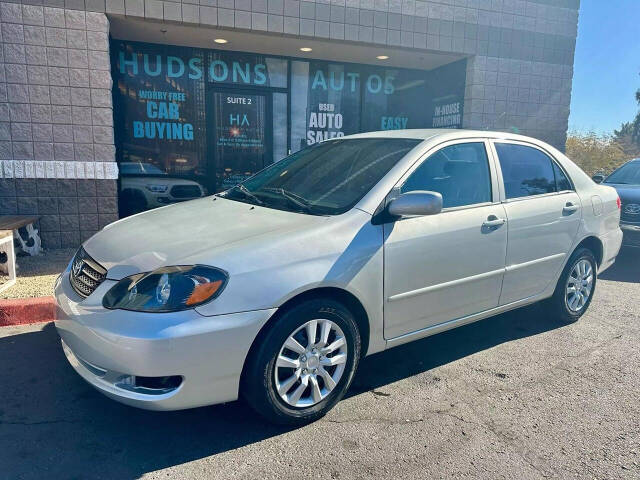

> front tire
[546,247,597,323]
[242,299,361,425]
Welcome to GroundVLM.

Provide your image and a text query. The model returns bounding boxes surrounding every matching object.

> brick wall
[0,178,117,248]
[0,2,117,248]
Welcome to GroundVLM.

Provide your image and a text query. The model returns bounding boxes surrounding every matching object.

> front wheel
[546,247,597,323]
[242,299,361,425]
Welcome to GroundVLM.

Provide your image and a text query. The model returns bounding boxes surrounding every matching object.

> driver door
[383,140,508,339]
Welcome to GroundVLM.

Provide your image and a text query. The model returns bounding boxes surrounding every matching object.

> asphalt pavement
[1,249,639,479]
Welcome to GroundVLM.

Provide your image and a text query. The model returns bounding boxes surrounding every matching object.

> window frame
[489,140,575,203]
[385,138,501,217]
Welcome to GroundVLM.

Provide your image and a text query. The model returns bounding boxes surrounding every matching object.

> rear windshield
[605,161,640,185]
[219,138,421,215]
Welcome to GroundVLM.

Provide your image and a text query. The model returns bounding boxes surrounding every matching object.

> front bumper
[54,270,276,411]
[621,223,640,247]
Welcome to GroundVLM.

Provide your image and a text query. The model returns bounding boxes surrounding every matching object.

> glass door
[208,89,272,192]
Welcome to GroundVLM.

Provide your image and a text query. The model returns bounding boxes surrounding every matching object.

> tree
[565,131,629,175]
[567,74,640,175]
[613,122,640,158]
[614,77,640,147]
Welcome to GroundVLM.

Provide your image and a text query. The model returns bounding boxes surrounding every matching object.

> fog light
[116,375,183,395]
[136,375,182,390]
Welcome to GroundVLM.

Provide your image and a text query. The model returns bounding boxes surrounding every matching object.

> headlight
[103,265,228,312]
[146,184,168,193]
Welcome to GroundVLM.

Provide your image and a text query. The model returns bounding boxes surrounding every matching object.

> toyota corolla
[55,130,622,425]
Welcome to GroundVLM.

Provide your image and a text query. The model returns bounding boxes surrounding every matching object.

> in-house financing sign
[432,100,462,128]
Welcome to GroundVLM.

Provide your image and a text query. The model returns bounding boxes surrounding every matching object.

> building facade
[0,0,579,248]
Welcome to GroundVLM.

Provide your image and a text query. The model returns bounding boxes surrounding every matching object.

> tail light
[616,196,621,210]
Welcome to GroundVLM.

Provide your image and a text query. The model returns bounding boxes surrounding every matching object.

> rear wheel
[546,247,597,323]
[242,299,361,425]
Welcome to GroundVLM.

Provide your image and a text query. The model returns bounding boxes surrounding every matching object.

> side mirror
[592,174,605,184]
[387,191,443,217]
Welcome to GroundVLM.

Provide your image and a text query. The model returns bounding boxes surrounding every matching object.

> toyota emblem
[624,203,640,215]
[72,257,83,277]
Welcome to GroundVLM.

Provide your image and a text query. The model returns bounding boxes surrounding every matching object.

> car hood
[605,183,640,202]
[83,196,325,279]
[120,176,202,186]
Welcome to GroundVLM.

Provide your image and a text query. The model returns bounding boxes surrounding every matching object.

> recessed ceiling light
[376,55,389,60]
[300,47,313,52]
[214,38,228,44]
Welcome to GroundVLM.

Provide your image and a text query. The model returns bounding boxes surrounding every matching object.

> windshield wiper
[262,187,313,213]
[232,184,264,205]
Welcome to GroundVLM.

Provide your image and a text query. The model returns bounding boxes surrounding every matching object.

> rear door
[491,141,581,305]
[383,140,508,339]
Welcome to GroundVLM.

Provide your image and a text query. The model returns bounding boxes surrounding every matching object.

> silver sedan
[55,129,622,425]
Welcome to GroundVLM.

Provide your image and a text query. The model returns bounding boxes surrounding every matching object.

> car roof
[340,128,545,144]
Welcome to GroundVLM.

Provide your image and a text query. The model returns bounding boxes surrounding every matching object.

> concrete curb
[0,296,55,326]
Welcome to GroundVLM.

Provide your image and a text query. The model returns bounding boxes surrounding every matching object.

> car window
[604,161,640,185]
[400,142,492,208]
[552,161,572,191]
[495,143,557,199]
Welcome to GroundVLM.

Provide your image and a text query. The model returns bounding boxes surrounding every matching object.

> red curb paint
[0,296,56,326]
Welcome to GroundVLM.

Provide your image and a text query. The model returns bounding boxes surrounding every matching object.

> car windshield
[604,161,640,185]
[218,138,421,215]
[120,162,167,176]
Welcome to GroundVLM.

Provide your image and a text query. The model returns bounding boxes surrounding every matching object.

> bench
[0,216,42,294]
[0,215,42,256]
[0,230,16,294]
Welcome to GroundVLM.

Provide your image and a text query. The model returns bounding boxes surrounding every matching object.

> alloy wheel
[273,319,348,408]
[565,259,594,313]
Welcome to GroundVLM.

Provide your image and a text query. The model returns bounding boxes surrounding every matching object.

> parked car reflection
[119,162,206,217]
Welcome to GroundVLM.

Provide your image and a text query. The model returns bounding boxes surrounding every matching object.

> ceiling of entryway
[109,16,467,71]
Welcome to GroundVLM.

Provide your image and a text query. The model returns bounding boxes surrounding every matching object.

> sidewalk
[0,248,74,300]
[0,248,74,325]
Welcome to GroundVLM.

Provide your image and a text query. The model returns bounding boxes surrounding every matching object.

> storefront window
[112,40,466,217]
[424,60,467,129]
[112,41,208,181]
[213,92,269,191]
[361,68,428,131]
[291,59,466,153]
[273,92,288,162]
[205,51,287,88]
[290,61,361,152]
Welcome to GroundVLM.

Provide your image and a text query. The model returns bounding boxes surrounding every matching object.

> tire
[242,298,361,425]
[546,247,597,323]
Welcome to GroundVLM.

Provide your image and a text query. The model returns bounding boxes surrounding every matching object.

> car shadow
[0,305,566,479]
[598,247,640,283]
[350,302,564,396]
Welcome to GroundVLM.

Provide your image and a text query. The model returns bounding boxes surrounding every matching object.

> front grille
[69,247,107,298]
[170,185,202,199]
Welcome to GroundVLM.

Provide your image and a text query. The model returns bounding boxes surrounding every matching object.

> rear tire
[242,298,361,425]
[546,247,597,323]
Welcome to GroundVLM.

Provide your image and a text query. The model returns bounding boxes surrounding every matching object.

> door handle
[563,202,579,214]
[482,216,506,228]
